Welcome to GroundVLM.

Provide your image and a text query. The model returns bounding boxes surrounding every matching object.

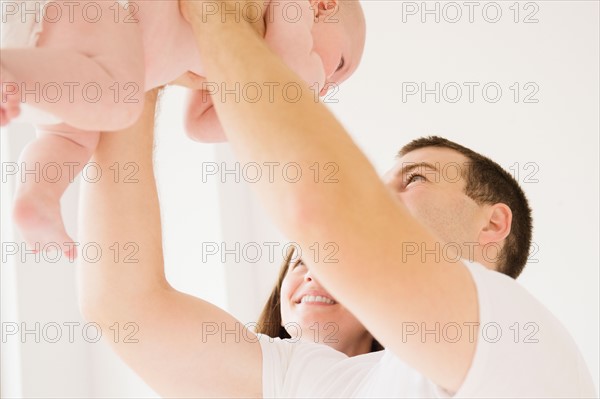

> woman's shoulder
[259,335,391,398]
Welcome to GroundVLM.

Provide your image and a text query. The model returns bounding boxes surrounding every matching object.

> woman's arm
[181,1,477,393]
[77,89,261,398]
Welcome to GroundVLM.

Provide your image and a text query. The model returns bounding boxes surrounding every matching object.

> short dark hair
[398,136,533,279]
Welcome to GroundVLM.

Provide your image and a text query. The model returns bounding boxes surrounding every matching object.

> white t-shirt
[258,260,597,398]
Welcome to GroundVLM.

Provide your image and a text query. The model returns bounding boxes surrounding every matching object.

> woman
[77,1,596,398]
[256,247,384,355]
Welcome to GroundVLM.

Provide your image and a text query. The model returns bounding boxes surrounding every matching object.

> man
[386,135,532,279]
[77,1,596,397]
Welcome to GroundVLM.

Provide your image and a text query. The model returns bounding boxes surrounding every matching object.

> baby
[0,0,366,257]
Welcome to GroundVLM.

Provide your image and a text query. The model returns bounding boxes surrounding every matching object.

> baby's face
[311,1,366,95]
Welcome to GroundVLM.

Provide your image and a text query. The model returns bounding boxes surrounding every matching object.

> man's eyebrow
[396,162,439,178]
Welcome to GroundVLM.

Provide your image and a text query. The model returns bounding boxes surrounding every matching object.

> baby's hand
[0,67,21,126]
[184,89,227,142]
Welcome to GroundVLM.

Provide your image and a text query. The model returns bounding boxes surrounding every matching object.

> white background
[1,1,598,397]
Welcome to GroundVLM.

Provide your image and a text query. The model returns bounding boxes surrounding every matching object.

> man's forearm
[187,12,387,234]
[173,6,479,391]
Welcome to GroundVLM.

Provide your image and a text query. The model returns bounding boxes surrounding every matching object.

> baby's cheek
[311,27,344,75]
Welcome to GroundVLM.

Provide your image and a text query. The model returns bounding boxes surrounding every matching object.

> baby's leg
[13,124,100,259]
[1,0,145,131]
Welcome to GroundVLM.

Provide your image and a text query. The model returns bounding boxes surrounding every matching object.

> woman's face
[279,257,373,355]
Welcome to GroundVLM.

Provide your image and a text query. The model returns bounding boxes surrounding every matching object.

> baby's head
[310,0,366,95]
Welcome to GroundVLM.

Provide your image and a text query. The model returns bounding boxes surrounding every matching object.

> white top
[258,260,597,398]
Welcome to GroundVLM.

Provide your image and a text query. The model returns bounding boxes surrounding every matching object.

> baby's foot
[13,191,77,260]
[0,66,21,126]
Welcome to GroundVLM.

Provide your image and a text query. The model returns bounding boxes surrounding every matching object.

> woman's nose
[304,270,313,282]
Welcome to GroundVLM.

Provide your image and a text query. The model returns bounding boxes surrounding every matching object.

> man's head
[384,136,533,278]
[256,136,532,355]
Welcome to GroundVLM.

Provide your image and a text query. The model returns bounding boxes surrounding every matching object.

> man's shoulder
[456,259,597,398]
[461,259,571,340]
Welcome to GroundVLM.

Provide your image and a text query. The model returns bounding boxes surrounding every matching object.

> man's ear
[309,0,339,18]
[478,203,512,246]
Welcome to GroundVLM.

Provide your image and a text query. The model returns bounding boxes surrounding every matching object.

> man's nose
[384,179,396,192]
[382,170,399,191]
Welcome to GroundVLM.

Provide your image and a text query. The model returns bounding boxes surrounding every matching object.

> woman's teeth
[300,295,335,304]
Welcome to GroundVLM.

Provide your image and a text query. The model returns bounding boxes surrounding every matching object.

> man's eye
[405,173,426,186]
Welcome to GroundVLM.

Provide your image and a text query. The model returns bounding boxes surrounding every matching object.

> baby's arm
[184,89,227,142]
[1,1,145,131]
[264,0,326,90]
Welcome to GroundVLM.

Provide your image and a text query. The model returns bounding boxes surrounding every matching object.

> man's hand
[179,0,267,38]
[178,0,207,24]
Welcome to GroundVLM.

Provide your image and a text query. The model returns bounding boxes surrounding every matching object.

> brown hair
[256,247,384,352]
[398,136,533,278]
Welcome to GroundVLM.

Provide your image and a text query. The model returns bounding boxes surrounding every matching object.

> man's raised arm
[181,1,478,392]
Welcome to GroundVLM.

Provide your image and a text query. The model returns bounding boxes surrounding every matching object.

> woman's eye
[293,260,305,269]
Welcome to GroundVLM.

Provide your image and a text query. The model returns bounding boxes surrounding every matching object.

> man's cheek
[400,191,426,213]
